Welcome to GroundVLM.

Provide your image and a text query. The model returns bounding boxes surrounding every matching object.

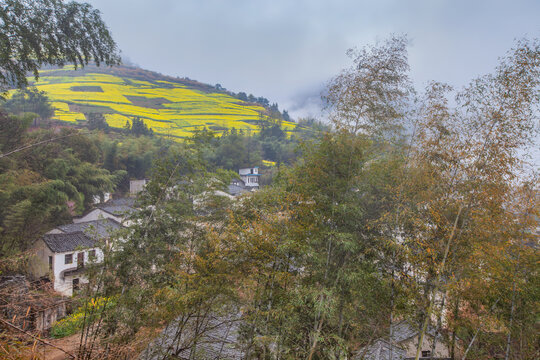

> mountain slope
[27,65,295,139]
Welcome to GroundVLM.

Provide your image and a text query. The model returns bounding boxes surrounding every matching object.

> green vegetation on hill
[72,37,539,360]
[0,105,323,256]
[20,64,297,139]
[0,112,127,256]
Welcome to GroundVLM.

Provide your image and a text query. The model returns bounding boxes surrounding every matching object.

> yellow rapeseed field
[24,66,296,139]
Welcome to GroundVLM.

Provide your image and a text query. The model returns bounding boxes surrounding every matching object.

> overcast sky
[86,0,539,120]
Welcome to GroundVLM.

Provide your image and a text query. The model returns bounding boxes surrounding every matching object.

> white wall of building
[239,167,260,188]
[239,167,259,176]
[51,248,104,297]
[92,192,112,205]
[241,175,259,187]
[130,179,148,194]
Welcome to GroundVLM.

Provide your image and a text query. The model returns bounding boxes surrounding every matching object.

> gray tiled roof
[98,204,135,216]
[57,219,122,240]
[391,321,422,343]
[391,320,438,343]
[42,232,95,253]
[355,321,439,360]
[227,184,250,196]
[96,197,136,216]
[355,339,406,360]
[141,313,245,360]
[107,197,136,207]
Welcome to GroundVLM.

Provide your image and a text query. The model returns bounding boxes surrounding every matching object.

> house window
[89,250,96,260]
[422,350,431,357]
[65,253,73,264]
[48,256,53,270]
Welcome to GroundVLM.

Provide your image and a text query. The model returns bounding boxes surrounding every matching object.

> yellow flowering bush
[50,297,114,338]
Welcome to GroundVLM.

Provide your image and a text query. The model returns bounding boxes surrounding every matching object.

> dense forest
[8,37,533,360]
[0,100,322,255]
[0,1,538,359]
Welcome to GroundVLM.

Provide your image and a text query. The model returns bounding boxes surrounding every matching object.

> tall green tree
[79,146,238,359]
[0,127,125,254]
[86,113,110,132]
[402,39,539,360]
[0,110,33,154]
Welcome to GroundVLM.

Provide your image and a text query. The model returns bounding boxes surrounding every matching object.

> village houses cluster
[27,167,260,298]
[0,168,260,333]
[6,166,495,359]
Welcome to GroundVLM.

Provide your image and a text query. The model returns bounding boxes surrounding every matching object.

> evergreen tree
[2,88,54,122]
[86,113,110,132]
[130,117,154,137]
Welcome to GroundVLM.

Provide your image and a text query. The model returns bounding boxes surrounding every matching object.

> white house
[92,192,112,205]
[30,232,102,297]
[239,167,260,189]
[30,218,123,296]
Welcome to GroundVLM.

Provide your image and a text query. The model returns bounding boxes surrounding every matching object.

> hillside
[25,64,296,139]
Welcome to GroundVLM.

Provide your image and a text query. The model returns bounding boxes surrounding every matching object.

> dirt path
[40,333,80,360]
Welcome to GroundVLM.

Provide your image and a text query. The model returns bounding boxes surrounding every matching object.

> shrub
[50,297,113,338]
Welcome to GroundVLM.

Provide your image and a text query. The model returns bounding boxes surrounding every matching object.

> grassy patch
[125,95,171,109]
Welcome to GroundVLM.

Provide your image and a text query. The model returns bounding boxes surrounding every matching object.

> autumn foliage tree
[29,37,538,360]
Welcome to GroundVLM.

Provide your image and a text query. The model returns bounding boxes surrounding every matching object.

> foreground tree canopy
[0,3,537,355]
[64,37,538,360]
[0,0,120,93]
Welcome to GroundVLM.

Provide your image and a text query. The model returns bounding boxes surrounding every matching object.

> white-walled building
[92,192,112,205]
[30,232,103,297]
[130,179,149,194]
[30,218,123,296]
[73,208,124,224]
[239,167,260,189]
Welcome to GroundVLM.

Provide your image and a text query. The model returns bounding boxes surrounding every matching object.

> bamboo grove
[0,33,538,359]
[62,37,540,359]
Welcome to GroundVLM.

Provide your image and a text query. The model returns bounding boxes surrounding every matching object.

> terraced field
[25,65,295,139]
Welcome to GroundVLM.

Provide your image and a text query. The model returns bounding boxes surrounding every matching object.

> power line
[0,130,88,159]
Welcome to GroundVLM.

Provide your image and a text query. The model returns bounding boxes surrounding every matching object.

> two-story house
[29,218,123,296]
[30,232,100,296]
[239,167,260,189]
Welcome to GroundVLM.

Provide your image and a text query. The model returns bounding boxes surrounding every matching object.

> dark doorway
[72,278,80,292]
